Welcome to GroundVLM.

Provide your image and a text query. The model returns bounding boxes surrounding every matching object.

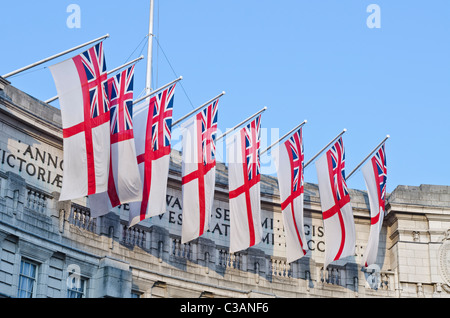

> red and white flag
[128,84,176,227]
[315,137,355,269]
[181,100,219,243]
[89,65,142,218]
[274,128,307,263]
[361,144,387,267]
[228,116,262,253]
[49,42,110,201]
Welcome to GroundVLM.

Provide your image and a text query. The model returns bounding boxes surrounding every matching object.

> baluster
[221,250,226,267]
[78,210,83,228]
[36,192,42,212]
[185,243,190,259]
[158,241,164,262]
[220,250,225,267]
[271,259,276,276]
[121,224,127,243]
[141,230,147,247]
[80,209,85,228]
[41,196,47,213]
[74,208,80,227]
[138,229,142,246]
[31,190,37,210]
[320,267,326,283]
[34,191,39,211]
[26,190,31,208]
[177,239,182,257]
[182,242,186,258]
[171,238,176,255]
[123,225,128,244]
[128,227,133,245]
[28,190,34,209]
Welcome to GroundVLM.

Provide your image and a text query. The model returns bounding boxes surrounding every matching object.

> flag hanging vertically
[228,115,262,253]
[181,99,219,244]
[128,84,177,227]
[49,42,110,201]
[361,144,387,267]
[315,137,356,269]
[89,65,142,218]
[274,128,307,263]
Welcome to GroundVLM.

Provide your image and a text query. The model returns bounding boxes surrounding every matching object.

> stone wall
[0,79,449,298]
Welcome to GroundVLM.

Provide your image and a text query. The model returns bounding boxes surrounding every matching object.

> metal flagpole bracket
[216,107,268,142]
[132,76,183,105]
[3,34,110,79]
[45,55,144,104]
[304,128,347,169]
[172,91,225,127]
[345,134,390,181]
[260,119,307,156]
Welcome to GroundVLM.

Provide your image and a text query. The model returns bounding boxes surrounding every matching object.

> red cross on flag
[49,42,110,201]
[228,115,262,253]
[315,137,356,269]
[181,100,219,244]
[273,128,307,263]
[89,65,142,218]
[128,84,176,227]
[361,144,387,267]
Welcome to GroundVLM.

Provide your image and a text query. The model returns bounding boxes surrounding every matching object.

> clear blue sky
[1,1,450,194]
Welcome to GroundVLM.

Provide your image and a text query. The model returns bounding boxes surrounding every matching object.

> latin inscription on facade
[0,139,64,193]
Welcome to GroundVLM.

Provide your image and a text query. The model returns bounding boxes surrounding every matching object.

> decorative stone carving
[438,230,450,288]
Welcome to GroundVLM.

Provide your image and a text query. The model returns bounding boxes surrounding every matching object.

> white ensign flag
[316,137,356,269]
[128,84,177,227]
[89,65,142,218]
[274,128,308,263]
[49,42,110,201]
[361,144,387,267]
[228,116,262,253]
[181,100,218,244]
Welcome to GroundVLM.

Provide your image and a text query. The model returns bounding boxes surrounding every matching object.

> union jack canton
[328,137,350,205]
[372,144,387,213]
[108,65,135,136]
[200,100,218,166]
[151,84,176,152]
[244,115,261,182]
[80,42,109,119]
[285,128,304,194]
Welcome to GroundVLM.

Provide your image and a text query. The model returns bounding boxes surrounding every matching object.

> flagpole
[304,128,347,169]
[145,0,155,95]
[260,120,307,156]
[172,91,226,127]
[45,55,145,104]
[107,55,145,75]
[345,135,390,181]
[216,107,268,142]
[2,34,110,79]
[133,76,183,105]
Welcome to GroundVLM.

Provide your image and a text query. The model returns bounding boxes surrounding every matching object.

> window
[131,291,142,298]
[67,276,86,298]
[17,260,38,298]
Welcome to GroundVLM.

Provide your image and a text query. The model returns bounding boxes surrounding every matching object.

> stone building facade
[0,76,449,298]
